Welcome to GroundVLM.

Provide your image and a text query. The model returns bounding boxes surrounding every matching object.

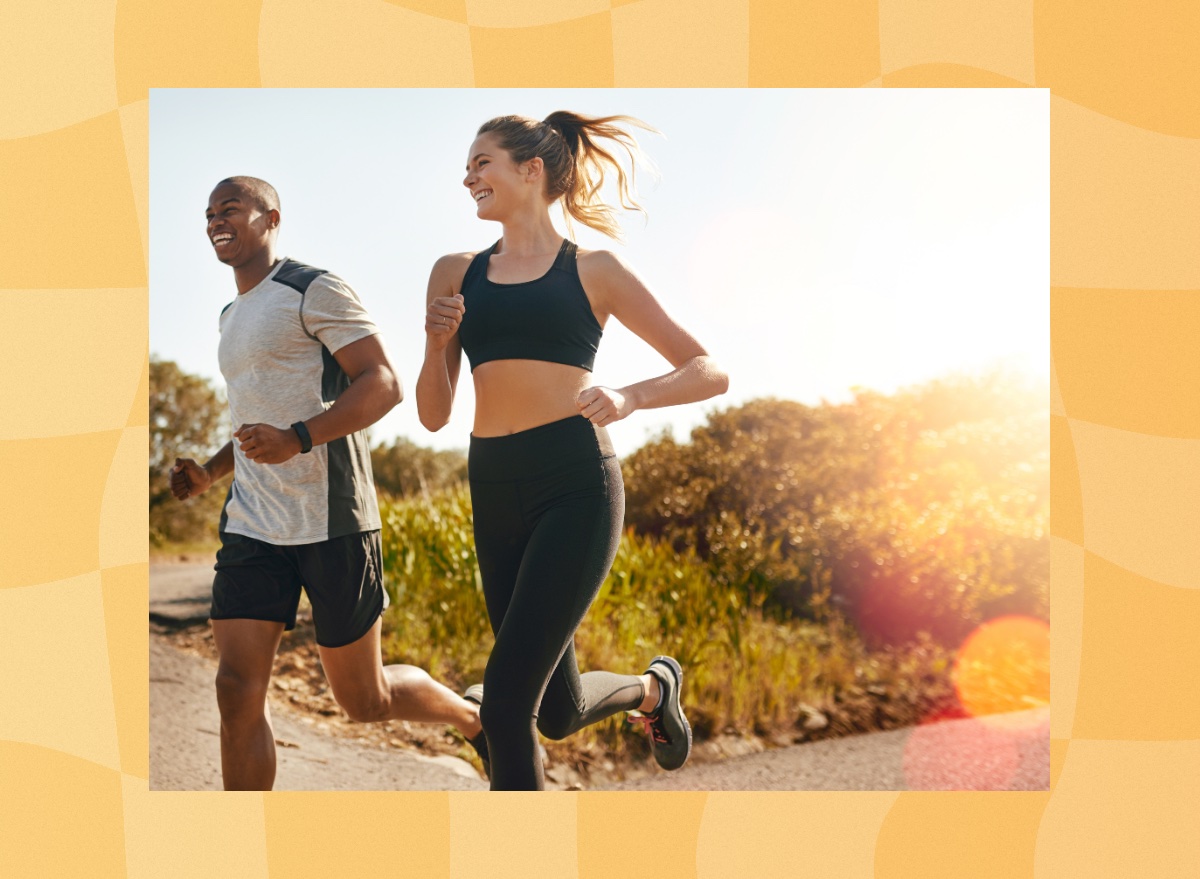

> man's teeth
[213,235,233,244]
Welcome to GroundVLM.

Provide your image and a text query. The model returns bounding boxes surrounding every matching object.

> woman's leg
[477,457,643,789]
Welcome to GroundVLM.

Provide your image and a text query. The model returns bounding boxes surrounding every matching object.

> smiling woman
[416,110,729,790]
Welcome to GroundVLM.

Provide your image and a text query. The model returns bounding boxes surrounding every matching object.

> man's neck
[233,248,280,295]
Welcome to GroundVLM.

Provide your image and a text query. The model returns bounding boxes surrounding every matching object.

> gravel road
[150,560,1049,792]
[150,636,486,791]
[598,708,1049,791]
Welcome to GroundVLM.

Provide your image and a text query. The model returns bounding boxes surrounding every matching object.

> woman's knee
[478,687,534,744]
[535,696,578,741]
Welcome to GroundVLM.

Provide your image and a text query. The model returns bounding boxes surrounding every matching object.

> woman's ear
[523,156,544,183]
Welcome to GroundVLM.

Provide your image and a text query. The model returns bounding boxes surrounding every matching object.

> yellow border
[3,0,1196,875]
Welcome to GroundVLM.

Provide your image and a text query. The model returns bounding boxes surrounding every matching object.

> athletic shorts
[211,530,389,648]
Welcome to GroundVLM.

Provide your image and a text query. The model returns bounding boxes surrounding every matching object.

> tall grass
[377,486,979,771]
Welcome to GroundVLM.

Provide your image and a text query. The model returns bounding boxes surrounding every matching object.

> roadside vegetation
[152,357,1049,780]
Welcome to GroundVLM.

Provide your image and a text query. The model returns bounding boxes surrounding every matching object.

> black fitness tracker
[291,421,313,454]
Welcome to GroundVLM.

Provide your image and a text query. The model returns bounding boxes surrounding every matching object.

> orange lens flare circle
[952,614,1050,726]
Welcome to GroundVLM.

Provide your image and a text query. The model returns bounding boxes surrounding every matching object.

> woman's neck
[496,209,563,256]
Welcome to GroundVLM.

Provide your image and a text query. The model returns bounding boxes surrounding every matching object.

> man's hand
[235,423,303,464]
[170,457,213,500]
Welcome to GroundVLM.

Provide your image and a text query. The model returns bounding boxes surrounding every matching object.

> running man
[170,176,485,790]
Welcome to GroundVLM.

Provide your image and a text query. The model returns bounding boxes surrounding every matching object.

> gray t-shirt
[217,258,382,545]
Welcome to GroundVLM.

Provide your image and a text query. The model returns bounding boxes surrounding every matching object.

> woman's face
[463,132,512,220]
[463,131,540,220]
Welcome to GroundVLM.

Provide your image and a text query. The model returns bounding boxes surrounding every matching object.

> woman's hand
[425,293,465,350]
[576,386,636,427]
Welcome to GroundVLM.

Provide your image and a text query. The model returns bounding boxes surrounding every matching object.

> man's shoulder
[272,258,331,295]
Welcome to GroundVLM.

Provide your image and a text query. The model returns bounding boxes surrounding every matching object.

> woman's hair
[477,111,658,240]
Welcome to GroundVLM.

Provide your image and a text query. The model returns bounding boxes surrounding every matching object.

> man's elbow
[381,367,403,410]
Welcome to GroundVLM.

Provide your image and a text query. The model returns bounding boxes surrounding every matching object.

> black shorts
[211,530,389,648]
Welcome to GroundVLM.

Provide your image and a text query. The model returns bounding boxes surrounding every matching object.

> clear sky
[150,89,1048,457]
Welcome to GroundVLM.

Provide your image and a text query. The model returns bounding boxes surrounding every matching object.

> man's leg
[318,618,480,737]
[212,618,286,790]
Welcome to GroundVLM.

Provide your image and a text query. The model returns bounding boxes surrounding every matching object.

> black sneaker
[629,656,692,771]
[462,684,490,779]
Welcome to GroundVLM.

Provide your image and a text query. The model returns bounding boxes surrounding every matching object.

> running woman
[416,112,729,790]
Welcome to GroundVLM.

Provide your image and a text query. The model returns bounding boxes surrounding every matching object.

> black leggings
[469,415,645,790]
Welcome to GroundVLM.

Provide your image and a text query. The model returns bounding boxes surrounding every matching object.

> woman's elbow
[699,355,729,397]
[416,402,449,433]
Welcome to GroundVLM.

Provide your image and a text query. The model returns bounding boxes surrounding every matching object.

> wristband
[291,421,313,454]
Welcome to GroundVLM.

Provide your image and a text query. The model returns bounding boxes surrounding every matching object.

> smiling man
[169,176,486,790]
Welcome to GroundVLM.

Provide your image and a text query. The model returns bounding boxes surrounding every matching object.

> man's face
[204,183,276,267]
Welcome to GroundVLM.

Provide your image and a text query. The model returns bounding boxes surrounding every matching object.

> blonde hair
[477,111,658,240]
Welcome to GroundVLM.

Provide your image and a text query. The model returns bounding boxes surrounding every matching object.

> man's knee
[215,666,269,726]
[333,687,390,723]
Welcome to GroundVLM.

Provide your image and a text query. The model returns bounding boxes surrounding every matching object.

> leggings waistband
[468,415,615,482]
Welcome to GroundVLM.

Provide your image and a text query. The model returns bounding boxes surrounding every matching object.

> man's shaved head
[214,176,280,214]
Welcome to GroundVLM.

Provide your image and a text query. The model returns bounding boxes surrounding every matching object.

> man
[170,176,485,790]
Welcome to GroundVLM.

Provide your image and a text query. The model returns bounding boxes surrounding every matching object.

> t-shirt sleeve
[299,273,381,354]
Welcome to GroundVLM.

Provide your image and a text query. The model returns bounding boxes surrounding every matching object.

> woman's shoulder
[430,250,484,280]
[426,251,483,298]
[431,250,482,272]
[576,246,638,289]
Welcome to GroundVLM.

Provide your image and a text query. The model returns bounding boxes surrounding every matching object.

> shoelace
[627,713,669,744]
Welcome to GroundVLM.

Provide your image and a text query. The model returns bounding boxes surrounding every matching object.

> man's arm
[232,333,402,465]
[170,440,234,500]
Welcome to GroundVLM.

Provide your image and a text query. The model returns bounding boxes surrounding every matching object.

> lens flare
[902,713,1025,790]
[953,615,1050,727]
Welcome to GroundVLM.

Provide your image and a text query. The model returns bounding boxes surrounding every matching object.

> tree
[149,356,229,546]
[621,371,1049,645]
[371,437,467,499]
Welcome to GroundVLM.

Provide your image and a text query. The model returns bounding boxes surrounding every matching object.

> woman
[416,111,729,790]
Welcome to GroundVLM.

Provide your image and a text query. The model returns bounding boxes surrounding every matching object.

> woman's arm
[576,250,729,427]
[415,253,471,432]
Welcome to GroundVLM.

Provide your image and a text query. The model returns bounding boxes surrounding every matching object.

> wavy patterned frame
[1,1,1196,876]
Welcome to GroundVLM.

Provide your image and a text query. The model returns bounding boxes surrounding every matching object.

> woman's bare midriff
[471,359,594,436]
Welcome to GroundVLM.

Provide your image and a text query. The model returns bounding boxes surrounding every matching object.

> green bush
[622,372,1048,644]
[376,487,965,764]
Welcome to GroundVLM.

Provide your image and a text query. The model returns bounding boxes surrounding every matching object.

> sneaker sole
[650,654,692,770]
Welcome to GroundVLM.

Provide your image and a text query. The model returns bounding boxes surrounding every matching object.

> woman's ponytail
[477,111,658,240]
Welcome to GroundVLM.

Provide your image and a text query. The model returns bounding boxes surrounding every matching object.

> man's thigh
[211,532,304,630]
[293,530,388,649]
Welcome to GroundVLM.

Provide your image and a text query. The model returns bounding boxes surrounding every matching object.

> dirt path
[599,708,1049,790]
[150,635,485,791]
[150,559,1049,792]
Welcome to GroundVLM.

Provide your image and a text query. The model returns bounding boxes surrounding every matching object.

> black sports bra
[457,239,603,372]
